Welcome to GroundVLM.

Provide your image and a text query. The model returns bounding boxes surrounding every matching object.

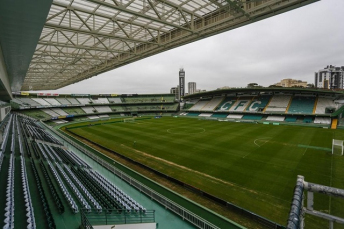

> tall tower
[179,68,185,101]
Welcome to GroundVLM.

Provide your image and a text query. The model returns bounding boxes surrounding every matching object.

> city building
[274,79,307,88]
[188,82,196,95]
[315,65,344,89]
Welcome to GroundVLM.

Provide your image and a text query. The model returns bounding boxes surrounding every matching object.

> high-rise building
[315,65,344,89]
[188,82,196,95]
[179,68,185,101]
[170,87,179,101]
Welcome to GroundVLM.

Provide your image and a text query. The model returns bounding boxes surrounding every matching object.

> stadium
[0,1,343,229]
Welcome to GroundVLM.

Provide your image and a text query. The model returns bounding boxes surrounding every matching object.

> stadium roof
[0,0,319,100]
[183,87,344,99]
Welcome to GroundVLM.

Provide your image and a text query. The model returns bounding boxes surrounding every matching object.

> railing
[81,209,155,227]
[43,122,222,229]
[287,175,344,229]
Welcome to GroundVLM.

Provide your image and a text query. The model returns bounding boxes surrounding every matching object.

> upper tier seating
[108,98,122,103]
[265,95,291,113]
[314,117,331,124]
[51,108,68,116]
[266,116,285,121]
[315,97,337,114]
[81,107,95,114]
[94,106,112,113]
[246,96,271,112]
[91,98,109,104]
[226,114,243,119]
[287,96,316,114]
[44,98,61,106]
[41,109,59,117]
[189,100,210,111]
[201,97,224,111]
[67,98,80,105]
[12,98,25,106]
[77,98,91,104]
[19,98,41,106]
[216,97,237,111]
[56,98,71,105]
[229,98,251,112]
[32,98,51,106]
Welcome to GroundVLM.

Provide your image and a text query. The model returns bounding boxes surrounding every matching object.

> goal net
[123,118,135,123]
[332,139,343,155]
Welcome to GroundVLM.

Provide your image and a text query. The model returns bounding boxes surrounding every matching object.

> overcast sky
[37,0,344,95]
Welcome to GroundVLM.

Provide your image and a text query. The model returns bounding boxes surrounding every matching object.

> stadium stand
[67,98,80,105]
[303,117,313,123]
[91,98,109,104]
[32,98,51,106]
[315,97,337,114]
[189,100,210,111]
[109,106,126,112]
[314,117,331,124]
[44,98,61,106]
[199,113,213,117]
[201,97,224,111]
[56,98,71,105]
[266,116,285,121]
[186,112,200,116]
[211,113,228,118]
[81,107,96,114]
[227,114,243,119]
[107,97,122,103]
[51,108,68,116]
[18,98,41,106]
[229,98,251,112]
[216,97,237,111]
[41,109,60,117]
[246,96,271,112]
[285,117,297,122]
[265,95,291,113]
[20,110,52,120]
[287,96,316,114]
[242,114,263,120]
[98,114,110,118]
[77,98,91,105]
[94,106,112,113]
[88,115,99,119]
[62,107,85,115]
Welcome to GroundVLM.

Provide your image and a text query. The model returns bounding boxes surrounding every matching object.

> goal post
[123,118,135,123]
[332,139,343,156]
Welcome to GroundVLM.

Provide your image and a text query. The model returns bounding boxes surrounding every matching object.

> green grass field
[65,117,344,228]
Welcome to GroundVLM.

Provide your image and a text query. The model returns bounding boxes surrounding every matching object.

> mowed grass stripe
[67,117,344,227]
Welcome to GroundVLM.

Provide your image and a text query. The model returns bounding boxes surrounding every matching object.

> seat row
[20,156,36,229]
[30,160,56,229]
[47,161,79,213]
[63,165,102,212]
[89,170,145,212]
[55,163,91,212]
[4,154,15,229]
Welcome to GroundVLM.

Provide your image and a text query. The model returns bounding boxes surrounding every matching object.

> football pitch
[65,117,344,227]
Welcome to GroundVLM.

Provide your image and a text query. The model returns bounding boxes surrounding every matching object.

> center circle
[167,127,205,134]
